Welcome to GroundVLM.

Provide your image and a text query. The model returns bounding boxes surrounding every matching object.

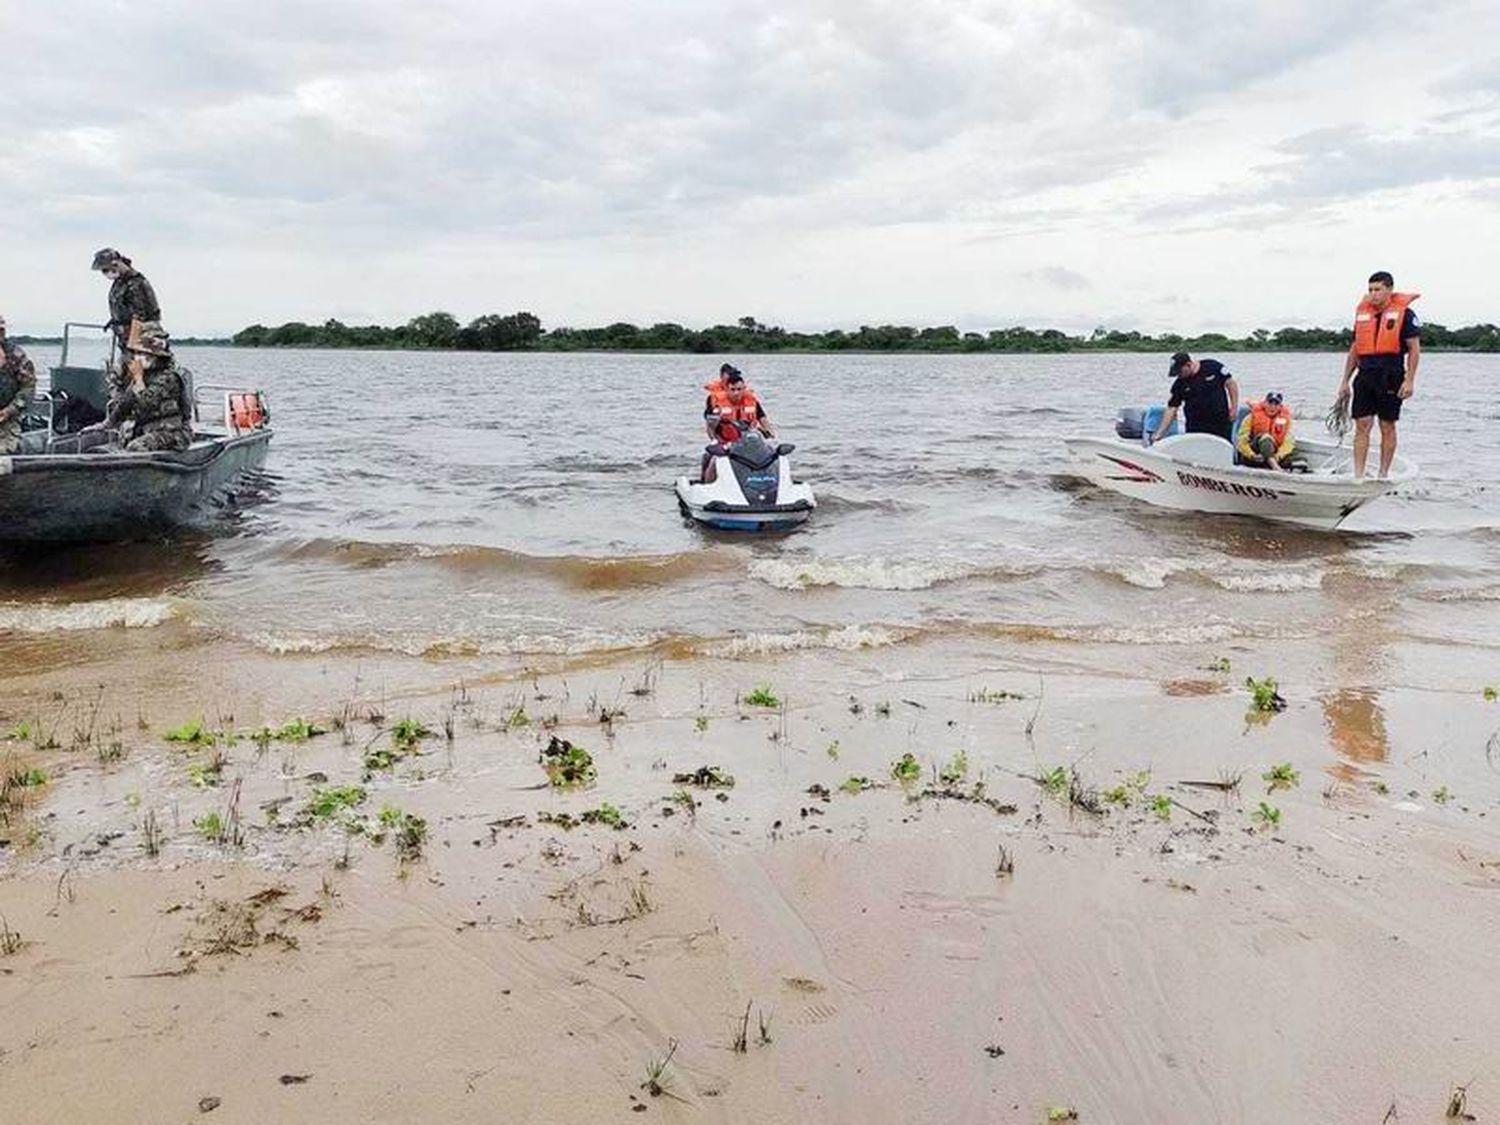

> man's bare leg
[1378,419,1398,479]
[1353,416,1374,479]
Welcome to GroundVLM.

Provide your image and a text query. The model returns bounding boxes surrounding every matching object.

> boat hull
[1062,436,1404,530]
[0,431,272,543]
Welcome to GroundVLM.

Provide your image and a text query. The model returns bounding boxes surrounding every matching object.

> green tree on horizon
[228,310,1500,354]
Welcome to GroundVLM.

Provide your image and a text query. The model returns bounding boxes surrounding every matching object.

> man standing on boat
[1338,271,1420,480]
[0,314,38,455]
[92,248,162,351]
[1149,352,1238,443]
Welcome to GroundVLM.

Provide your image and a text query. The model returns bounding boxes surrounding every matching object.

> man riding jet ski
[676,366,814,530]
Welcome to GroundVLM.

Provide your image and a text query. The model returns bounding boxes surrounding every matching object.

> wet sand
[4,631,1500,1124]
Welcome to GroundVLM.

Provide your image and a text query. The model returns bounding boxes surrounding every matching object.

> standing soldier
[91,248,162,350]
[0,314,38,455]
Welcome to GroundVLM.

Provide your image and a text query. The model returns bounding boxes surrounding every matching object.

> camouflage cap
[92,247,130,270]
[124,321,172,357]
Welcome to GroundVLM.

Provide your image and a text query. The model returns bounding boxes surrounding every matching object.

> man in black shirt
[1149,352,1239,443]
[1338,270,1420,480]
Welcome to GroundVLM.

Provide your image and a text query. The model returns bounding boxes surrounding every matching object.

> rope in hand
[1324,388,1352,441]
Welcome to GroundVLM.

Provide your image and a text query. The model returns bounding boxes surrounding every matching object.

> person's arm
[1149,405,1178,444]
[756,403,775,438]
[1235,414,1255,460]
[1340,343,1359,390]
[0,351,35,421]
[135,370,181,422]
[1400,337,1420,398]
[104,388,134,428]
[704,395,719,439]
[128,276,161,324]
[1225,375,1239,417]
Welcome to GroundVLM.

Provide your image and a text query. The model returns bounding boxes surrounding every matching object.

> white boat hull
[1063,433,1412,530]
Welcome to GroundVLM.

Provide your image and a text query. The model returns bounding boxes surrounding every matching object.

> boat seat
[1156,432,1235,469]
[1230,403,1251,464]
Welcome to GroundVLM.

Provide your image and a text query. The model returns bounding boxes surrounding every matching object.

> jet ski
[674,429,815,531]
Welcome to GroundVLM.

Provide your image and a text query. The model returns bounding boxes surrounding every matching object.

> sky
[3,0,1498,337]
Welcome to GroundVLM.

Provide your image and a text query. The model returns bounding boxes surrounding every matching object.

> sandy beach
[5,620,1500,1124]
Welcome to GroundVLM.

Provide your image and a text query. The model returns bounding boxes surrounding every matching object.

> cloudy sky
[4,0,1498,336]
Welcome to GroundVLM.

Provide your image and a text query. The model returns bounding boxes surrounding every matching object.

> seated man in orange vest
[699,365,776,482]
[703,365,775,443]
[1337,270,1420,480]
[1235,392,1304,471]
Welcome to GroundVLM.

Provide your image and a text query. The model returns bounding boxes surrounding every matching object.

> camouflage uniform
[0,337,37,455]
[107,271,161,346]
[106,358,191,453]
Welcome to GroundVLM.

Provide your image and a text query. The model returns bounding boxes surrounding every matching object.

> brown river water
[2,348,1497,668]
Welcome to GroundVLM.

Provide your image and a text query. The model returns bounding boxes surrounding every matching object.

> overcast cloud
[3,0,1498,335]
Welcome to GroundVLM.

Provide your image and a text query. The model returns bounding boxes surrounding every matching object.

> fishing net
[1324,388,1352,440]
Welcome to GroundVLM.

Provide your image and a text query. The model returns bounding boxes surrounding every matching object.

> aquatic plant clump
[164,718,217,746]
[1245,676,1287,714]
[540,736,597,788]
[304,785,367,819]
[1262,762,1300,791]
[891,753,922,784]
[250,718,326,743]
[744,685,781,708]
[671,766,735,789]
[377,806,429,861]
[939,750,969,785]
[391,717,432,748]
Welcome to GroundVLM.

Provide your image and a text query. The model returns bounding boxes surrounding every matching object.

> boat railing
[192,384,271,437]
[58,321,116,370]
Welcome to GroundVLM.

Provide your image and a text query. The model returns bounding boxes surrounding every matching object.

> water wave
[1208,567,1325,592]
[246,622,907,660]
[0,597,181,633]
[750,551,1205,592]
[717,625,908,656]
[246,627,669,658]
[749,554,1034,591]
[1417,585,1500,603]
[278,537,737,589]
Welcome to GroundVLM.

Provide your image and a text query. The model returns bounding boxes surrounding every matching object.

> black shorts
[1352,370,1402,423]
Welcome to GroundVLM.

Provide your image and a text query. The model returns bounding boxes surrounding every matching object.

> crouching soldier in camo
[99,324,192,452]
[0,313,38,455]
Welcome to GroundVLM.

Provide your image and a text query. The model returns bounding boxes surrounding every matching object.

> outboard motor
[1115,407,1145,440]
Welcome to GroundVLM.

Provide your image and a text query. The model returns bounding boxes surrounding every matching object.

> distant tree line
[228,313,1500,353]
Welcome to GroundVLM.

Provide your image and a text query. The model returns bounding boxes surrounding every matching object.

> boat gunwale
[1062,435,1417,495]
[2,429,272,476]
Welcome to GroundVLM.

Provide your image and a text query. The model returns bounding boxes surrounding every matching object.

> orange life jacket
[1353,291,1418,356]
[704,381,761,428]
[228,391,267,432]
[1249,401,1291,446]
